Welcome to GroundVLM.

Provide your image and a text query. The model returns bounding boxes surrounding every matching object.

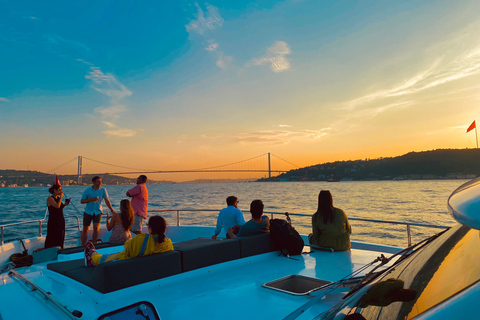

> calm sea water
[0,180,467,247]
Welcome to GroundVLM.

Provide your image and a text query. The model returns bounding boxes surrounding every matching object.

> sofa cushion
[47,259,85,275]
[48,250,182,293]
[238,233,277,258]
[174,238,241,272]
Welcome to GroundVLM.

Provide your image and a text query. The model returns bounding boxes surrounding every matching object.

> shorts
[131,215,146,232]
[83,213,102,227]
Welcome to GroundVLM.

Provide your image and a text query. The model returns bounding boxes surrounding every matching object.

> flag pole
[476,125,478,149]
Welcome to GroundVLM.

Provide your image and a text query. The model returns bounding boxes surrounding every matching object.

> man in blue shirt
[80,176,116,246]
[212,196,246,239]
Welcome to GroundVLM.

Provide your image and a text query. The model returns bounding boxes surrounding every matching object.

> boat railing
[0,213,81,245]
[149,209,451,247]
[1,209,450,247]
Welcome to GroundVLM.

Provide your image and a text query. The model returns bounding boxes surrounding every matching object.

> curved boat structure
[1,178,480,319]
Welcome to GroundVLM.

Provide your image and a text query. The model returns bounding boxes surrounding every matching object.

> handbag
[9,239,34,268]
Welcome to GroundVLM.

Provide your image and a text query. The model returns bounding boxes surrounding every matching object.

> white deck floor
[1,244,388,320]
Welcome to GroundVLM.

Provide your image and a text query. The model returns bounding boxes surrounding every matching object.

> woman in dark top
[45,185,70,249]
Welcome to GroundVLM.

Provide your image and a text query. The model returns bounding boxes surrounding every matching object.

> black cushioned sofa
[47,233,276,293]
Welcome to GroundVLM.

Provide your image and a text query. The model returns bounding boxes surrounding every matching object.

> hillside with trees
[259,149,480,182]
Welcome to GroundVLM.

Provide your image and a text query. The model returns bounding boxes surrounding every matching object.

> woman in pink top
[107,199,134,244]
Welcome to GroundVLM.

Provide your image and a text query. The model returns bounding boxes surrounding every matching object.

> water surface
[0,180,466,246]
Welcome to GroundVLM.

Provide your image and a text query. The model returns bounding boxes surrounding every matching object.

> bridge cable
[270,153,300,168]
[46,157,78,173]
[187,153,269,171]
[82,157,152,172]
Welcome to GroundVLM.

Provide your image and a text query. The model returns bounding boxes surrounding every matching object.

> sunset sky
[1,0,480,181]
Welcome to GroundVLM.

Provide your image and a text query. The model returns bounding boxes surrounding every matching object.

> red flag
[54,174,61,186]
[467,121,476,133]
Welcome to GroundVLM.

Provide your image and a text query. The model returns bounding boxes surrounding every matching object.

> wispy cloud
[205,43,218,51]
[102,122,136,137]
[278,124,292,128]
[346,45,480,110]
[0,97,9,102]
[80,61,132,101]
[186,5,232,69]
[94,105,127,120]
[252,41,291,73]
[233,129,328,144]
[44,34,90,54]
[198,127,329,145]
[186,4,224,35]
[80,60,136,137]
[204,42,233,69]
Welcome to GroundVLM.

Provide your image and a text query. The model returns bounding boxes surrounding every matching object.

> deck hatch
[263,275,332,295]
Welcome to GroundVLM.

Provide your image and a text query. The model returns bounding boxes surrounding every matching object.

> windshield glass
[321,224,480,319]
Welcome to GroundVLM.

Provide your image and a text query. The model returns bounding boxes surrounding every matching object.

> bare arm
[264,216,270,228]
[104,197,117,214]
[106,212,116,231]
[47,195,63,209]
[227,228,237,239]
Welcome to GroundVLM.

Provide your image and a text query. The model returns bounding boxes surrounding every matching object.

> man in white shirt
[212,196,246,239]
[80,176,116,245]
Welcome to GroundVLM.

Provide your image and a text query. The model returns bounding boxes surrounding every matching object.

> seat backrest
[47,250,182,293]
[174,238,241,272]
[238,233,277,258]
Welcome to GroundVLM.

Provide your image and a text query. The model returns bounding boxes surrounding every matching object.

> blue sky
[1,0,479,181]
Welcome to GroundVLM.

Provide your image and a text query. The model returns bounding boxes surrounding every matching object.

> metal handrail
[1,214,81,245]
[2,209,451,247]
[149,209,451,247]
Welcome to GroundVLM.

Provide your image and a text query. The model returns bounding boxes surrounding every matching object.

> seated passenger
[212,196,246,239]
[229,200,269,238]
[107,199,134,245]
[84,215,173,267]
[308,190,351,251]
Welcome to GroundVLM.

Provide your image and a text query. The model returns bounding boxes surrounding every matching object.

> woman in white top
[107,199,134,244]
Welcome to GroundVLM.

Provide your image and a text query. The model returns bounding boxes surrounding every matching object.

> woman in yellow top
[85,215,173,267]
[308,190,352,251]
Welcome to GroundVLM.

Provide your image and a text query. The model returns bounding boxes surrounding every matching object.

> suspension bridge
[48,153,299,184]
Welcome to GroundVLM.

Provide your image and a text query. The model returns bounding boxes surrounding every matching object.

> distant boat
[23,184,28,188]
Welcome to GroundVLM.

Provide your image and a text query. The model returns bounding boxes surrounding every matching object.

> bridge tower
[268,152,271,178]
[77,156,83,185]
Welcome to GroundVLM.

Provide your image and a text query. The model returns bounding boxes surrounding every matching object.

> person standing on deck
[126,175,149,235]
[81,176,116,246]
[212,196,246,239]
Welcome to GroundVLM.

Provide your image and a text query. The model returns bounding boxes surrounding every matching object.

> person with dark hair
[308,190,351,251]
[84,215,173,267]
[229,200,269,238]
[80,176,116,246]
[107,199,134,244]
[44,184,70,249]
[212,196,246,239]
[126,175,149,235]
